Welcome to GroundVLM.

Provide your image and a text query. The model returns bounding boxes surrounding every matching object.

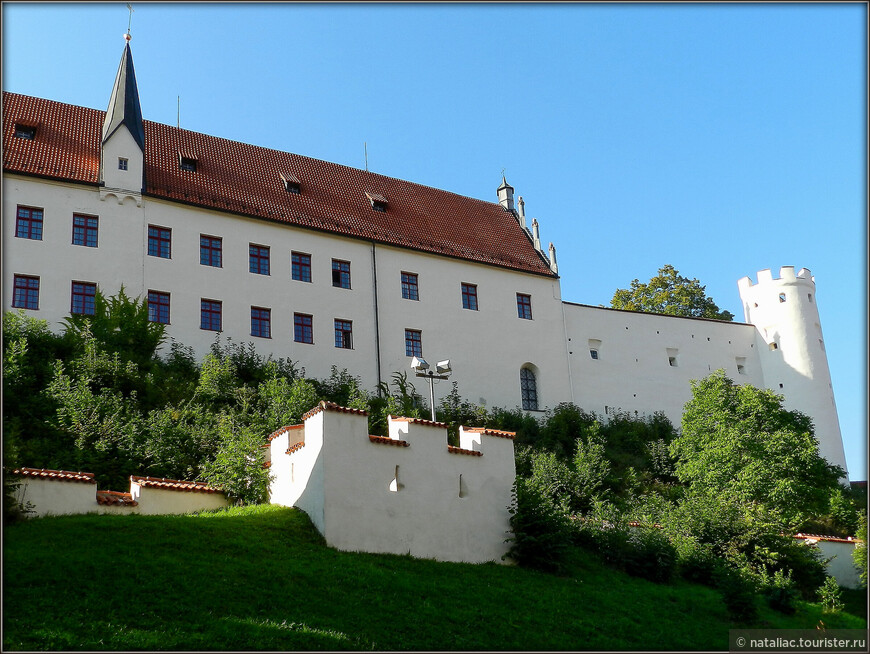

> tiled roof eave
[2,168,100,188]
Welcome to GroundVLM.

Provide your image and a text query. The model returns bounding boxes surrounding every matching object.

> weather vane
[125,3,134,40]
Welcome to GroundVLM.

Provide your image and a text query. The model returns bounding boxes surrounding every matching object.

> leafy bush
[506,476,573,573]
[854,511,867,589]
[763,568,798,615]
[715,565,759,623]
[817,576,844,613]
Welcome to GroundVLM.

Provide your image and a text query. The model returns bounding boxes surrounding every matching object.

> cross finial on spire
[126,3,134,38]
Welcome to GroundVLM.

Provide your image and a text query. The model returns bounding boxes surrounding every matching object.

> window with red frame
[405,329,422,357]
[294,313,313,344]
[12,275,39,310]
[251,307,271,338]
[516,293,532,320]
[15,206,43,240]
[71,282,96,315]
[72,214,98,248]
[461,283,478,310]
[250,244,270,275]
[201,299,222,331]
[148,291,170,324]
[148,225,171,258]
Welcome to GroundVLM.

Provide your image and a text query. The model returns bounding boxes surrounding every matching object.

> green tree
[610,264,734,320]
[672,370,844,529]
[854,511,867,588]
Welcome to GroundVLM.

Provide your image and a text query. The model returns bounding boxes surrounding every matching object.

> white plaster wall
[738,267,847,475]
[100,127,144,194]
[802,539,863,589]
[14,478,98,517]
[97,502,140,515]
[563,303,762,426]
[3,175,147,330]
[374,244,571,413]
[317,410,515,564]
[129,483,228,515]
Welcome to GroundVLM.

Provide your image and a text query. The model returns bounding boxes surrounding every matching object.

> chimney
[497,176,514,212]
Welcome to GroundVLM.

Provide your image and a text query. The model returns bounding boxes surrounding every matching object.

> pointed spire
[497,175,515,212]
[103,38,144,151]
[548,242,558,274]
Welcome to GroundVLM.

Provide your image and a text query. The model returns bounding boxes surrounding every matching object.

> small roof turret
[497,175,515,212]
[102,38,144,151]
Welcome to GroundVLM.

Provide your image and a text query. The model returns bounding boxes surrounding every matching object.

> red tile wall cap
[463,427,516,439]
[793,533,863,544]
[389,415,448,428]
[263,461,272,469]
[302,401,369,421]
[10,467,97,484]
[96,490,138,506]
[130,476,222,493]
[447,445,483,457]
[368,435,410,447]
[267,423,304,442]
[286,442,306,455]
[2,92,555,278]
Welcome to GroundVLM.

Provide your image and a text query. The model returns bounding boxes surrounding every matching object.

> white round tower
[737,266,848,478]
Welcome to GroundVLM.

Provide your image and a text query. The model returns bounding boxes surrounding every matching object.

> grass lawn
[3,504,866,650]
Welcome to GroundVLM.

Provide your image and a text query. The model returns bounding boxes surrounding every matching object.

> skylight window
[178,149,198,172]
[280,172,301,194]
[14,122,37,140]
[365,191,388,212]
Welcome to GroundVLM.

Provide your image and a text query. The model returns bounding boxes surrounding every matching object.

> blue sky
[3,2,867,480]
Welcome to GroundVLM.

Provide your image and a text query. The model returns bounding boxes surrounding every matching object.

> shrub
[817,576,844,613]
[506,477,572,573]
[764,568,798,615]
[715,565,759,623]
[854,511,867,589]
[622,526,678,583]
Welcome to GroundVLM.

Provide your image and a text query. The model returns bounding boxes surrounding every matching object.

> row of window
[16,206,535,318]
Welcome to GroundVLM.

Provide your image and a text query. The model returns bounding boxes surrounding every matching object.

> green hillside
[3,505,865,651]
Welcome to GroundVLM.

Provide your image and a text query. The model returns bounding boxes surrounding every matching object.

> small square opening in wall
[667,348,678,367]
[808,293,813,303]
[736,356,747,375]
[779,293,786,303]
[590,349,599,360]
[668,357,677,367]
[769,342,778,351]
[118,157,128,170]
[779,383,784,389]
[389,465,402,492]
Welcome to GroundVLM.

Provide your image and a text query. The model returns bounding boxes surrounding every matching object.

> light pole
[410,356,451,422]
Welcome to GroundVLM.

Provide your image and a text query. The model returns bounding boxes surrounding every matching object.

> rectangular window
[249,244,270,275]
[332,259,351,289]
[14,124,36,140]
[15,206,43,240]
[405,329,422,357]
[118,157,128,170]
[72,214,99,248]
[148,225,171,258]
[200,235,222,267]
[401,272,419,300]
[147,291,170,324]
[461,283,478,310]
[12,275,39,310]
[180,157,197,172]
[292,252,312,282]
[516,293,532,320]
[294,313,313,344]
[334,319,353,349]
[71,282,96,315]
[201,299,222,331]
[251,307,271,338]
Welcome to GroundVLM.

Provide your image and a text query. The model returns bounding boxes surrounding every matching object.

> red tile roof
[96,490,138,506]
[3,92,555,277]
[302,401,369,421]
[463,427,516,439]
[447,445,483,457]
[793,533,863,544]
[130,476,222,494]
[286,442,306,455]
[368,435,410,447]
[389,415,448,428]
[11,467,97,484]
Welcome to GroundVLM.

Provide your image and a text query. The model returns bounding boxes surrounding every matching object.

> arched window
[520,367,538,411]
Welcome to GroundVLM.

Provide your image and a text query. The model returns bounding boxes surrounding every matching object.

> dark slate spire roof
[102,42,144,150]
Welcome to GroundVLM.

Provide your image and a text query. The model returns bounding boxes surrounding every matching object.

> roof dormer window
[178,149,198,172]
[280,172,301,195]
[14,121,37,140]
[365,191,388,212]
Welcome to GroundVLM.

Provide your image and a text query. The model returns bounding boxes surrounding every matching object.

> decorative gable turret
[100,35,144,204]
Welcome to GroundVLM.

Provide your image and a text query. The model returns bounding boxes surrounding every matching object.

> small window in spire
[365,191,388,212]
[118,157,128,171]
[280,172,301,194]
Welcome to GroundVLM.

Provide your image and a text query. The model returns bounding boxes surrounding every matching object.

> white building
[2,40,848,477]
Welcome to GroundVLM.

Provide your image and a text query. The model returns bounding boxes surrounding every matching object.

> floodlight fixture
[410,356,429,372]
[436,360,451,375]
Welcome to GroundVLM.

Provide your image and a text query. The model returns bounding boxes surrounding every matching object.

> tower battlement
[737,266,815,291]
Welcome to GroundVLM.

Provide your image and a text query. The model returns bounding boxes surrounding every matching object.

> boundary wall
[267,401,516,564]
[10,467,228,517]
